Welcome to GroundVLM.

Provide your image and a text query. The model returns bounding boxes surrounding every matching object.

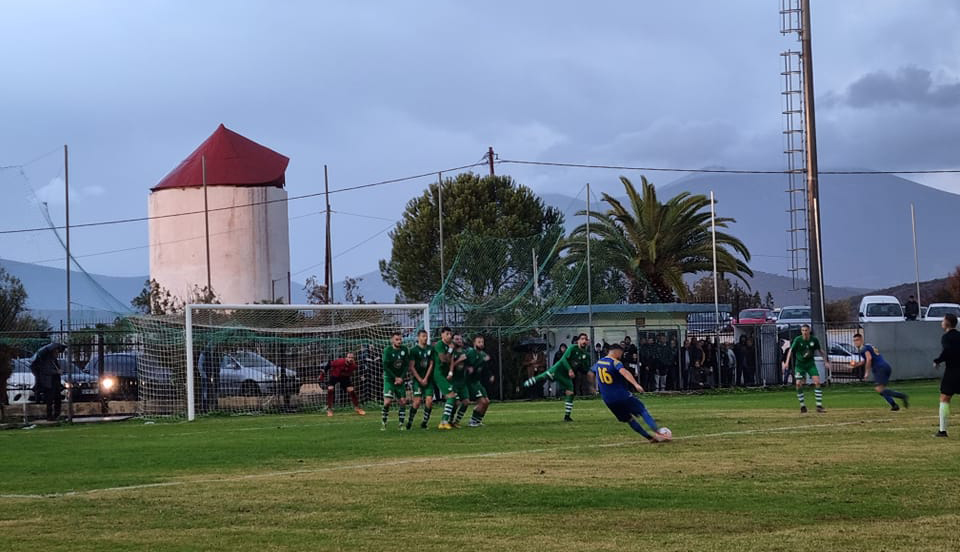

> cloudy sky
[1,0,958,287]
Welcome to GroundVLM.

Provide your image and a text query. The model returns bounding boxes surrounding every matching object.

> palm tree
[563,176,752,302]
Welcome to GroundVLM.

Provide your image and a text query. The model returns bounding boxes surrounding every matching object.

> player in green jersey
[432,327,460,430]
[523,333,591,421]
[406,329,434,430]
[782,324,825,413]
[449,334,471,427]
[381,332,410,430]
[465,334,495,427]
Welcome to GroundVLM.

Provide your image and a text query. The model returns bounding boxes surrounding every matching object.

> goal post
[134,303,431,421]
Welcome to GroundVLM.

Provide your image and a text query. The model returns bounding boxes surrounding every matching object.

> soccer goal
[131,303,430,420]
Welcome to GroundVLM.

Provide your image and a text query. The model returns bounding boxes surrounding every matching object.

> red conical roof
[152,124,289,191]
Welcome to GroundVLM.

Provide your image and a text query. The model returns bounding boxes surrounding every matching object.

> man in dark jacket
[30,342,66,421]
[905,295,920,321]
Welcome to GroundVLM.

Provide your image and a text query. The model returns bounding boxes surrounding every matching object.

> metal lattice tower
[780,0,808,291]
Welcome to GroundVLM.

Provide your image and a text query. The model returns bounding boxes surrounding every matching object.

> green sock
[454,403,468,424]
[442,398,455,423]
[407,407,418,428]
[422,406,433,425]
[564,396,574,418]
[398,406,406,426]
[381,404,390,424]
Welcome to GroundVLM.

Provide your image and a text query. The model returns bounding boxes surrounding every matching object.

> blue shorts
[603,396,648,423]
[872,364,891,385]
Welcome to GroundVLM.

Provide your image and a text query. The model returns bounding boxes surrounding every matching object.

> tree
[379,173,563,302]
[690,275,759,314]
[343,276,366,304]
[563,176,752,302]
[303,276,328,305]
[824,299,853,323]
[131,279,218,315]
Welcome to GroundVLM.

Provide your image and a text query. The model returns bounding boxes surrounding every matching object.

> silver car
[200,351,299,397]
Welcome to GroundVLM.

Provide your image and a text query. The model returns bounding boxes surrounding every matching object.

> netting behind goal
[129,304,429,419]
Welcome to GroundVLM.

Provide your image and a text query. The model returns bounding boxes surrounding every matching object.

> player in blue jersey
[850,333,909,411]
[592,343,670,443]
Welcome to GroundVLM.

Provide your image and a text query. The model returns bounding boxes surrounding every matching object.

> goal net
[130,303,430,420]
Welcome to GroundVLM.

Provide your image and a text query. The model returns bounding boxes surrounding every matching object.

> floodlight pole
[800,0,825,337]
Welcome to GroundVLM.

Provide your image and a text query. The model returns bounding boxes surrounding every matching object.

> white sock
[940,402,950,433]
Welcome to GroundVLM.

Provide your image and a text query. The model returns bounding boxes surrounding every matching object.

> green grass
[1,381,958,551]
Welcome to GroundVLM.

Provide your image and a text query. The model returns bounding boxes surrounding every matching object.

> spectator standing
[622,337,639,380]
[30,342,66,421]
[687,339,704,389]
[723,343,737,388]
[744,337,758,386]
[667,337,680,390]
[905,295,920,321]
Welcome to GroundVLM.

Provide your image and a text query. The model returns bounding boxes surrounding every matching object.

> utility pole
[586,183,594,346]
[64,145,71,334]
[202,155,212,294]
[800,0,825,335]
[487,147,495,176]
[324,165,333,304]
[64,145,72,424]
[438,172,446,326]
[911,203,921,309]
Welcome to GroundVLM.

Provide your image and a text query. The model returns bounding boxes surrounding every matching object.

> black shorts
[328,375,354,389]
[940,374,960,396]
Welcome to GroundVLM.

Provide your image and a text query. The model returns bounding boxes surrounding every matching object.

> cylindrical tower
[149,124,291,304]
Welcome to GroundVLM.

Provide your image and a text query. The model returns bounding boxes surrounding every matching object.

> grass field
[1,381,958,551]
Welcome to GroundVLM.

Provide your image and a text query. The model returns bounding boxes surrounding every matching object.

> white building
[148,124,291,304]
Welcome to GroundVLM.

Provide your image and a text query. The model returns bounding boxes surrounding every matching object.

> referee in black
[934,313,960,438]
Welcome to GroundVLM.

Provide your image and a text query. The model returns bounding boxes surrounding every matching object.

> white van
[858,295,905,323]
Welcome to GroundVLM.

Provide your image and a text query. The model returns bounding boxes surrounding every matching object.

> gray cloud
[841,66,960,108]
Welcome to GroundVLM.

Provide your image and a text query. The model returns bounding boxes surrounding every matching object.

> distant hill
[542,173,960,290]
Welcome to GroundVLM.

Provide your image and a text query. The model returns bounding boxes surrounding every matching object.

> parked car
[200,351,299,397]
[6,358,37,404]
[776,306,811,332]
[858,295,905,323]
[923,303,960,322]
[826,342,861,379]
[81,353,141,401]
[736,308,776,325]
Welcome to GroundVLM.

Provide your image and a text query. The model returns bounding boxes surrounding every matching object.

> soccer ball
[658,427,672,439]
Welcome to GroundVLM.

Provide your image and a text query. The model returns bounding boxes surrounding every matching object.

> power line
[0,160,486,235]
[498,158,960,175]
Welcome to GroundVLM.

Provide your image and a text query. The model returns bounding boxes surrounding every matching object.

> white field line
[0,418,897,500]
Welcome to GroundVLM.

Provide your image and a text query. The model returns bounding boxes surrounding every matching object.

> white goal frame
[184,303,431,421]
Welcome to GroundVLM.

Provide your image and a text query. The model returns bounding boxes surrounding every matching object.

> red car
[735,308,775,325]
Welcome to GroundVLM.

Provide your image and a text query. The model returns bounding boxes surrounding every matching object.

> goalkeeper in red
[523,333,592,421]
[593,343,669,443]
[324,352,365,417]
[381,332,409,431]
